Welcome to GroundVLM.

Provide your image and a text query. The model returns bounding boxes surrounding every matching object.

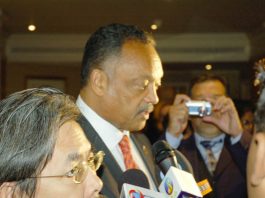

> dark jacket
[162,131,251,198]
[78,115,160,198]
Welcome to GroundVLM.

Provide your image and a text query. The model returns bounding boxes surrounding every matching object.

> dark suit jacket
[163,132,251,198]
[78,115,160,198]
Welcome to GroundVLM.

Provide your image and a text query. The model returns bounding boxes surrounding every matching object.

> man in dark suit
[76,23,163,198]
[164,74,251,198]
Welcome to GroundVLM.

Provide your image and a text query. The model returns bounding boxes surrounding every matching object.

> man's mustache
[138,104,154,114]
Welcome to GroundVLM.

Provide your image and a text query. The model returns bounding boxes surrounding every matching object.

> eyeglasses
[32,150,105,184]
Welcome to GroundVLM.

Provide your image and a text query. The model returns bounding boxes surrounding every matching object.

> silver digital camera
[185,100,212,117]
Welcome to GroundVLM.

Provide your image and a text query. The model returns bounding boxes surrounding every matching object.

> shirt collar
[76,95,130,150]
[194,132,225,152]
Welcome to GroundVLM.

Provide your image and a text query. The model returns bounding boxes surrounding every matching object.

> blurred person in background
[235,99,255,135]
[143,86,176,144]
[143,101,171,144]
[163,73,251,198]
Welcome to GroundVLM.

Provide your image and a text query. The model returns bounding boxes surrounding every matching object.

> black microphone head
[152,140,178,174]
[118,169,150,192]
[152,140,194,174]
[152,140,176,164]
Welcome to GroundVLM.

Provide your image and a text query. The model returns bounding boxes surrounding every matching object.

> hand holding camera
[167,94,190,136]
[167,94,212,137]
[168,93,242,138]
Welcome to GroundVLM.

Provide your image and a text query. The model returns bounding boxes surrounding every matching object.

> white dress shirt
[194,133,225,162]
[76,95,157,190]
[166,129,243,162]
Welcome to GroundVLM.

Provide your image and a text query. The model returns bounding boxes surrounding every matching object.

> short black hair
[80,23,154,87]
[189,73,229,96]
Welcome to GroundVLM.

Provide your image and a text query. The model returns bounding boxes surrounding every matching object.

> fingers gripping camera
[185,101,212,117]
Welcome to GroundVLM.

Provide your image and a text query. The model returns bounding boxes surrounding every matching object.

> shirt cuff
[165,130,183,149]
[230,133,243,145]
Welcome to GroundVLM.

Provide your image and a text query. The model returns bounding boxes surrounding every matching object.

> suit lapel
[180,136,213,180]
[214,145,231,177]
[131,133,159,187]
[77,115,123,181]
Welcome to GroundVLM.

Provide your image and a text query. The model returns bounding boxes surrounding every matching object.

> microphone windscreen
[117,169,150,192]
[174,149,194,174]
[152,140,175,165]
[152,140,193,174]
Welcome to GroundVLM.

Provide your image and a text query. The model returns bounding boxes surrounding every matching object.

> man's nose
[84,169,103,196]
[145,83,159,105]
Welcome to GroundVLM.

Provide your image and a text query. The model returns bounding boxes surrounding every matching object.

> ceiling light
[28,24,36,32]
[151,24,158,30]
[205,64,212,70]
[150,19,162,31]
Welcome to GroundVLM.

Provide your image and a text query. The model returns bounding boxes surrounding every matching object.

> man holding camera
[164,74,251,198]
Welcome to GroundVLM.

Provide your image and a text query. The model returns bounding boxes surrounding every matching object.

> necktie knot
[119,135,138,170]
[119,135,130,150]
[200,139,222,149]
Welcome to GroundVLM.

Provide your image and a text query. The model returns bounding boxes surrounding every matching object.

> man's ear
[250,133,265,186]
[90,69,108,96]
[0,182,17,198]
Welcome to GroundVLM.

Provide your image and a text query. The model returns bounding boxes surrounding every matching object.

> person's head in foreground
[247,58,265,198]
[0,87,103,198]
[80,23,164,132]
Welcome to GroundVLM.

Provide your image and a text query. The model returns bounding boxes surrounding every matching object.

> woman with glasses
[0,87,104,198]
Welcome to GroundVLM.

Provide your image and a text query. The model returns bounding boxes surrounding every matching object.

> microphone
[152,140,202,197]
[159,166,202,198]
[118,169,166,198]
[152,140,179,175]
[152,140,193,174]
[117,169,149,192]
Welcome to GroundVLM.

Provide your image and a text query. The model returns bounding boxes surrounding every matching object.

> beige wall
[5,63,81,98]
[3,61,255,100]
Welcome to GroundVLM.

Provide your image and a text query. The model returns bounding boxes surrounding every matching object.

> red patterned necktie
[119,135,138,170]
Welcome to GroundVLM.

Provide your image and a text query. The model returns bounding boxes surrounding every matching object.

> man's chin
[130,121,147,132]
[201,129,222,138]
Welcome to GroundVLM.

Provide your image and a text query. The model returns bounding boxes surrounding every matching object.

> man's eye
[135,81,149,90]
[142,84,149,90]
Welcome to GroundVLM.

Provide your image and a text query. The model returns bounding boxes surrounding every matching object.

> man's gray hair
[0,87,80,197]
